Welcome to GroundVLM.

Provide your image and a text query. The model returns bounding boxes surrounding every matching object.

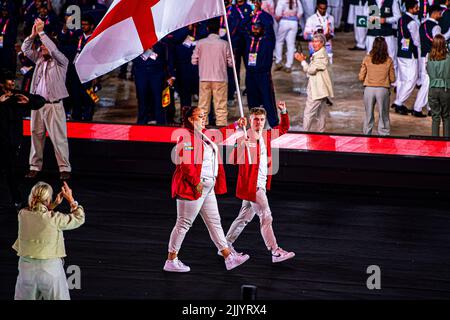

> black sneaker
[412,111,427,118]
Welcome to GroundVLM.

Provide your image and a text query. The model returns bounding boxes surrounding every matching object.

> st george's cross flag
[75,0,225,83]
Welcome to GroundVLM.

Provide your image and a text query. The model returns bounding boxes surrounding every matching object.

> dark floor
[1,173,450,300]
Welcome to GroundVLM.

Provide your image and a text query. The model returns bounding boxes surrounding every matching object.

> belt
[45,99,61,104]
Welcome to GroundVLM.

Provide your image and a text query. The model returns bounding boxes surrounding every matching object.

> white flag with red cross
[75,0,225,83]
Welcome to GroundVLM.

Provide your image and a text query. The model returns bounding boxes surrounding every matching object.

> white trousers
[301,0,317,30]
[275,19,299,68]
[328,0,343,28]
[30,102,71,172]
[413,56,430,112]
[168,177,228,253]
[225,188,278,251]
[394,57,419,106]
[14,257,70,300]
[367,35,398,78]
[348,3,368,49]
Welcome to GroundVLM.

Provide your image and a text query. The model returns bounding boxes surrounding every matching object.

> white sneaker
[272,247,295,263]
[217,243,242,257]
[163,258,191,272]
[225,253,250,271]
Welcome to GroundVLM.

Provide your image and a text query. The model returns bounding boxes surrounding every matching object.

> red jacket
[171,124,236,200]
[232,113,290,202]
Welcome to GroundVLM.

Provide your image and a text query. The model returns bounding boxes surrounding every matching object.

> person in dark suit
[0,69,45,210]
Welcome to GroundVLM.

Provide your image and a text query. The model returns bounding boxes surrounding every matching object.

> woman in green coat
[427,35,450,137]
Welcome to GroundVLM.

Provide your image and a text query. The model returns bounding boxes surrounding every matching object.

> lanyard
[235,5,244,19]
[423,0,428,19]
[220,7,233,27]
[399,16,405,38]
[0,18,9,35]
[78,34,91,52]
[25,1,35,15]
[423,21,434,42]
[250,37,261,53]
[252,11,261,24]
[316,13,330,34]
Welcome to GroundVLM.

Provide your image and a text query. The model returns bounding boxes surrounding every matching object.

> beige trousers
[30,102,71,172]
[303,83,329,133]
[198,81,228,126]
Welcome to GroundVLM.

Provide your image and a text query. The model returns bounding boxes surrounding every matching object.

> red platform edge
[23,120,450,159]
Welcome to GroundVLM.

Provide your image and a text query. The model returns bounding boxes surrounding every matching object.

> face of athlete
[317,4,327,16]
[431,11,442,21]
[250,113,266,132]
[410,4,419,15]
[1,79,15,92]
[81,20,94,34]
[189,108,206,131]
[252,0,261,11]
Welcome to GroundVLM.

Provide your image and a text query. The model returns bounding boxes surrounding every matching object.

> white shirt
[405,12,421,48]
[200,134,219,179]
[257,137,268,189]
[34,60,49,101]
[275,0,303,19]
[304,11,335,40]
[427,17,450,40]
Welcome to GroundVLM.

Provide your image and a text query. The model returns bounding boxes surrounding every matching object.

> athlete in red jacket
[164,106,250,272]
[225,102,295,263]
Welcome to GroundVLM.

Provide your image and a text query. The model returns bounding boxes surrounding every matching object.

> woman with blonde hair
[13,181,85,300]
[427,34,450,137]
[359,36,395,136]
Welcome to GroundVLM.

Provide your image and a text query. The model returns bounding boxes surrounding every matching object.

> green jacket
[12,204,85,259]
[427,54,450,90]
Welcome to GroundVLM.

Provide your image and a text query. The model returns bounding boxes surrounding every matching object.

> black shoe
[428,110,432,117]
[348,46,366,51]
[60,172,71,180]
[25,170,39,179]
[392,104,409,115]
[412,111,427,118]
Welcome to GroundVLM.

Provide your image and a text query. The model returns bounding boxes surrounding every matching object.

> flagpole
[220,1,252,164]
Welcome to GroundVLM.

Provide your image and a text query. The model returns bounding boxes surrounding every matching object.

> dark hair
[207,17,221,34]
[370,37,389,65]
[429,4,443,15]
[81,14,95,26]
[429,34,448,61]
[183,106,199,130]
[0,69,15,84]
[317,0,328,6]
[405,0,418,10]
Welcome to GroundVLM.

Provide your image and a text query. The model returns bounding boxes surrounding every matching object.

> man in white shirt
[366,0,402,77]
[413,4,449,116]
[304,0,335,63]
[348,0,369,50]
[274,0,304,72]
[392,0,421,115]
